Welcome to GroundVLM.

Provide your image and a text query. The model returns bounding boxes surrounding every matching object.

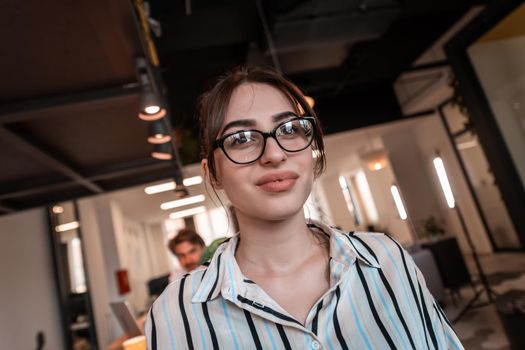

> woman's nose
[260,137,287,164]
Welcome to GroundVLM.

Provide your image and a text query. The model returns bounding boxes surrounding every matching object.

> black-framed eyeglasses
[213,116,316,164]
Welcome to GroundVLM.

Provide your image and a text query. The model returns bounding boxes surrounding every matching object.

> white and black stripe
[145,219,464,350]
[243,309,263,350]
[179,275,194,349]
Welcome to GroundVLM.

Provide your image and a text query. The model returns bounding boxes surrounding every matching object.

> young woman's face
[210,83,314,222]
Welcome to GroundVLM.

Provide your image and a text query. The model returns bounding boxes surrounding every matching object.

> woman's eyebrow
[220,111,297,135]
[220,119,256,135]
[272,111,296,122]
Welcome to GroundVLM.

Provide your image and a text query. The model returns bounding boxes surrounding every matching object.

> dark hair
[168,228,205,254]
[197,66,326,184]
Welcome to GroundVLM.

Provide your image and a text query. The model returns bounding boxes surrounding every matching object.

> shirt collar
[191,219,381,303]
[309,219,381,269]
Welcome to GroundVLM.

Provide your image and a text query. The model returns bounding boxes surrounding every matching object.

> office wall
[119,217,154,314]
[413,114,492,253]
[79,195,171,348]
[320,131,414,244]
[143,221,171,277]
[469,34,525,189]
[318,113,492,253]
[382,127,444,237]
[78,197,121,349]
[0,208,64,350]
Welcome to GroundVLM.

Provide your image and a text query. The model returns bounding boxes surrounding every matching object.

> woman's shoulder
[344,230,410,266]
[151,266,208,313]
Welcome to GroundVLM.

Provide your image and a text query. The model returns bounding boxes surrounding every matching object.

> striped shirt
[145,220,463,349]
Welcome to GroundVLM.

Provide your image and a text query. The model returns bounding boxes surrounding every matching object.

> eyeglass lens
[222,118,314,164]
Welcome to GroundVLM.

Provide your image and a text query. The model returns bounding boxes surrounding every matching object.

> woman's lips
[258,178,297,192]
[256,171,299,192]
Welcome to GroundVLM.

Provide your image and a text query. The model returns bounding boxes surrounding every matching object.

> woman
[146,66,463,349]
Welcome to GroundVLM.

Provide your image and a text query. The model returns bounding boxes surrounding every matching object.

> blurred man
[167,228,205,282]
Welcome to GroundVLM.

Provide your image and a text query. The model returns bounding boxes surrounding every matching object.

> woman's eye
[280,122,297,135]
[229,132,255,145]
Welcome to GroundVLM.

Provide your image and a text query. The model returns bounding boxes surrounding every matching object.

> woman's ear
[201,158,223,189]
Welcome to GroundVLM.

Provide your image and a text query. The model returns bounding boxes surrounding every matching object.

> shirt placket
[220,258,350,350]
[302,259,350,349]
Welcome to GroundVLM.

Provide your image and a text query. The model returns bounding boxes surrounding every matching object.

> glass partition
[441,104,521,249]
[48,201,98,350]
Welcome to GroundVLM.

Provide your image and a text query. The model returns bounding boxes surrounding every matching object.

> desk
[107,335,127,350]
[495,290,525,350]
[422,237,471,291]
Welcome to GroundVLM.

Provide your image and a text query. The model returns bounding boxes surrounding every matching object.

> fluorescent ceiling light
[151,142,172,160]
[144,105,160,114]
[55,221,80,232]
[183,176,203,187]
[52,206,64,214]
[361,149,389,172]
[456,139,478,151]
[169,206,206,219]
[390,185,408,220]
[161,194,206,210]
[138,108,166,121]
[145,181,176,194]
[433,157,455,208]
[144,176,203,195]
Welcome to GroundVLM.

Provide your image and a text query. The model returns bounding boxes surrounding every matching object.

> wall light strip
[433,157,455,208]
[169,206,206,219]
[55,221,80,232]
[355,171,379,224]
[338,175,362,225]
[390,185,408,220]
[161,194,206,210]
[144,176,203,195]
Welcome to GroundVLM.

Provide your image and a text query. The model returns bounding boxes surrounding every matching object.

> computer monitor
[109,301,143,337]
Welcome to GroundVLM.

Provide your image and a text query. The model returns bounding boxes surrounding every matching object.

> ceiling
[0,0,486,215]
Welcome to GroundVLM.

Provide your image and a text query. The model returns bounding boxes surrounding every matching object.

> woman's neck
[234,210,326,274]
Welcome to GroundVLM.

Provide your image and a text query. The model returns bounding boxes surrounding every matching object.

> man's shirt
[146,220,463,349]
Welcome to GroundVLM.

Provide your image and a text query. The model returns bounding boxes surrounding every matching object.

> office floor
[442,253,525,349]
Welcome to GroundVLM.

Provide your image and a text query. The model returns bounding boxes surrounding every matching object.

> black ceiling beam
[402,0,487,15]
[0,158,172,200]
[315,82,402,134]
[0,126,104,194]
[6,188,95,212]
[406,60,449,72]
[0,181,73,201]
[96,165,180,191]
[334,9,465,95]
[0,163,178,213]
[156,4,259,52]
[0,84,140,124]
[403,109,436,119]
[271,8,400,54]
[87,159,172,181]
[0,203,14,213]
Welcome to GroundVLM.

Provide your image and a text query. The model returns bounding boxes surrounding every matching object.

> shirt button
[311,340,320,349]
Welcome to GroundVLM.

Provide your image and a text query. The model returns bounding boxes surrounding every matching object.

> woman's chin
[244,203,306,222]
